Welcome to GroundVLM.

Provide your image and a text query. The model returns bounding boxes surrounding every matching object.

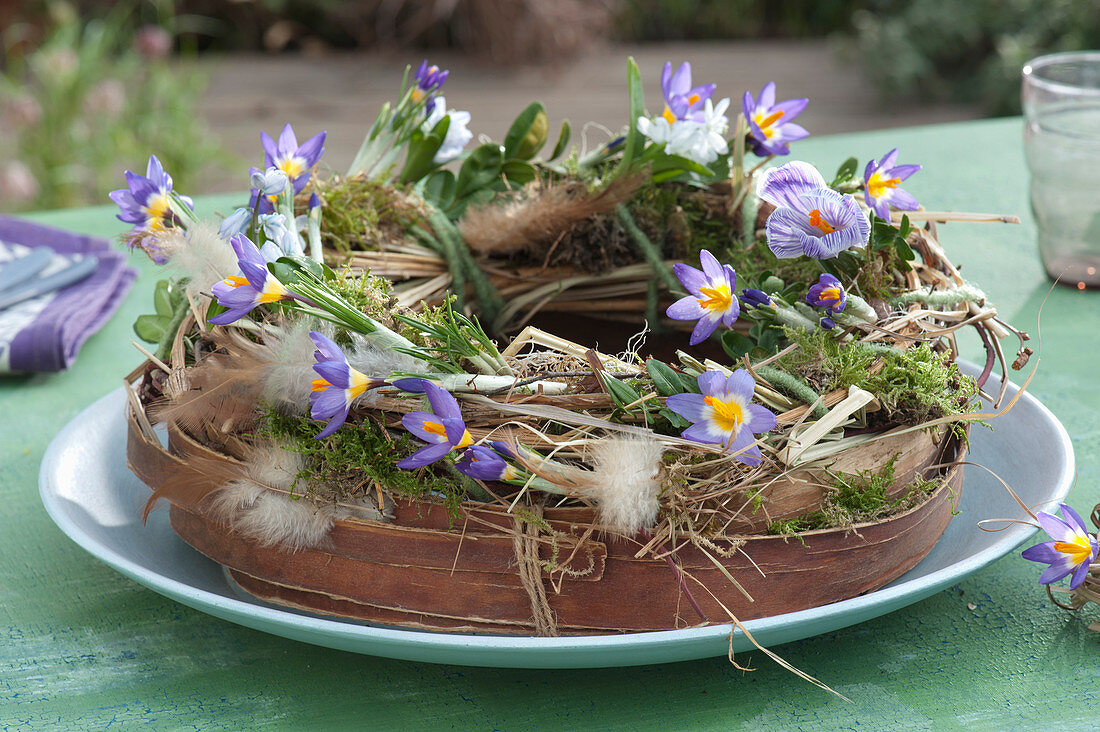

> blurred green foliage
[614,0,871,40]
[848,0,1100,115]
[0,2,222,213]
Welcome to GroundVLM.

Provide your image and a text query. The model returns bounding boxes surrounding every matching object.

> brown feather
[149,328,273,436]
[459,174,643,256]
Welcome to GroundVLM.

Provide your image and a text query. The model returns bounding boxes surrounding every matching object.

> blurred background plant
[847,0,1100,115]
[0,0,223,213]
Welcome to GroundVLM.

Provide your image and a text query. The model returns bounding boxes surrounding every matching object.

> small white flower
[218,208,251,239]
[257,213,304,260]
[423,96,473,164]
[250,166,289,196]
[638,98,730,167]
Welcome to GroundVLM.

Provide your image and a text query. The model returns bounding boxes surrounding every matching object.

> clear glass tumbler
[1023,52,1100,289]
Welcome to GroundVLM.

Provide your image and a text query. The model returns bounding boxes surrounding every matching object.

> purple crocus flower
[739,288,772,308]
[109,155,193,260]
[666,249,740,346]
[863,148,921,221]
[208,234,296,325]
[396,380,474,469]
[412,60,449,113]
[260,123,326,194]
[742,82,809,156]
[758,161,870,260]
[660,61,716,123]
[806,273,847,315]
[1022,504,1099,589]
[308,331,385,439]
[666,369,776,466]
[455,444,521,482]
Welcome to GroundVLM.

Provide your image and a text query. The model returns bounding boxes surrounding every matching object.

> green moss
[261,409,466,518]
[777,327,977,425]
[316,176,426,256]
[767,455,944,535]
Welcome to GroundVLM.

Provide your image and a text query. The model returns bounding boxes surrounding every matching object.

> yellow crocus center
[753,109,785,138]
[311,377,330,392]
[867,172,900,200]
[698,283,732,313]
[348,369,372,400]
[223,275,249,288]
[278,156,306,181]
[144,192,171,230]
[411,87,425,102]
[662,106,677,124]
[819,286,842,305]
[704,395,744,433]
[257,279,290,304]
[456,430,474,449]
[808,209,837,235]
[1054,536,1093,566]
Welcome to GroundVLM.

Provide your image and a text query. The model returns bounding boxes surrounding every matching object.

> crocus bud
[218,208,251,239]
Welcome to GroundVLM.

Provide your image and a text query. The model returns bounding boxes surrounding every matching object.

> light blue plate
[39,365,1073,669]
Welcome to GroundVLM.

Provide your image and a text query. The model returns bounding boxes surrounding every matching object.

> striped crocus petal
[666,249,740,345]
[666,369,776,466]
[760,162,870,260]
[863,148,922,221]
[660,61,715,123]
[1022,504,1099,589]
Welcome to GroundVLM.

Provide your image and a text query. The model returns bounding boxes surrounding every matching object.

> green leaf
[898,214,912,239]
[894,238,915,270]
[503,102,547,160]
[399,115,449,183]
[678,372,700,393]
[133,314,167,344]
[455,143,504,200]
[830,157,859,187]
[721,331,757,360]
[153,280,174,318]
[549,119,571,160]
[650,153,713,177]
[659,407,690,429]
[501,160,537,186]
[422,170,456,209]
[646,358,684,397]
[615,57,645,176]
[758,327,783,353]
[605,377,642,409]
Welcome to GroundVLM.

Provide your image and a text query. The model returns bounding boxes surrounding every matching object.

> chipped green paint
[3,120,1099,729]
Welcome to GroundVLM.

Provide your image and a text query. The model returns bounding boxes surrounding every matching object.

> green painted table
[3,117,1098,729]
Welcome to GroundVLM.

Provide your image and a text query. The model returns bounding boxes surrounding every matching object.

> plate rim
[39,365,1075,667]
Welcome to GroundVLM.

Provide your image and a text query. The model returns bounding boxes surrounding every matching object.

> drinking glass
[1023,52,1100,289]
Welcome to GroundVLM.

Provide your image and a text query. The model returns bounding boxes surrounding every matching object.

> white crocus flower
[638,97,730,167]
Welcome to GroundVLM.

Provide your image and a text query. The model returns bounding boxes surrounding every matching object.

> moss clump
[767,455,942,535]
[262,409,467,516]
[316,176,427,255]
[777,327,977,425]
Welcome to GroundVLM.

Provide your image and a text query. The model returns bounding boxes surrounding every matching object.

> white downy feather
[259,319,326,415]
[583,436,666,535]
[162,221,240,293]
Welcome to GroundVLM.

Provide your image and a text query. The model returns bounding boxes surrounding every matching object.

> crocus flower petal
[1036,511,1076,543]
[1061,504,1090,535]
[724,369,755,400]
[672,262,707,297]
[260,130,279,167]
[758,81,776,109]
[1070,560,1092,589]
[296,131,326,169]
[424,381,462,421]
[665,392,708,422]
[313,360,352,389]
[758,161,827,210]
[666,295,706,321]
[689,315,719,345]
[697,370,727,396]
[397,441,453,469]
[393,378,430,393]
[314,403,350,439]
[699,249,724,282]
[764,207,814,258]
[277,123,298,157]
[889,164,922,181]
[727,428,761,465]
[772,97,808,119]
[746,404,777,433]
[309,331,344,362]
[402,412,449,444]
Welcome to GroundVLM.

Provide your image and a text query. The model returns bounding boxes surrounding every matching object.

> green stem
[616,204,678,292]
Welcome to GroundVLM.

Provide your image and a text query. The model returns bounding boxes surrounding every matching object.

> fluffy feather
[583,436,666,535]
[207,478,334,550]
[458,175,642,256]
[150,351,265,436]
[259,318,325,414]
[162,220,240,293]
